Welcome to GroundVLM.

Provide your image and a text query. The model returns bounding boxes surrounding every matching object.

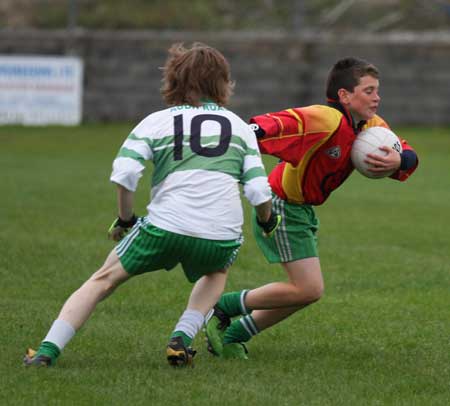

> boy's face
[338,75,381,121]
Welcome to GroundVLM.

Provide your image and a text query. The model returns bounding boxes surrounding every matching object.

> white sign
[0,55,83,125]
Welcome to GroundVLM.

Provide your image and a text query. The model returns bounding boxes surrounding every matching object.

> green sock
[217,290,250,317]
[171,331,192,347]
[223,315,259,344]
[36,341,61,365]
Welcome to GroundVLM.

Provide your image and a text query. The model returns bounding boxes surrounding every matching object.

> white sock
[240,289,251,315]
[43,319,76,350]
[173,309,204,340]
[204,308,214,325]
[240,314,259,337]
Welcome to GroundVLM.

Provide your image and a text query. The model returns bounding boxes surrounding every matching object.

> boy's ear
[337,88,350,104]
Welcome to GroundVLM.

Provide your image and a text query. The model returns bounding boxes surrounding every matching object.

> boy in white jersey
[23,42,280,367]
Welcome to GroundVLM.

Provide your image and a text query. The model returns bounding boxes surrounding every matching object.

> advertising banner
[0,55,83,125]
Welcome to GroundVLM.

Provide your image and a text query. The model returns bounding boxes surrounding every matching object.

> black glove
[108,214,138,241]
[257,211,281,238]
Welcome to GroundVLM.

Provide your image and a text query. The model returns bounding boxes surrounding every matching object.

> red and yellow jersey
[250,104,417,205]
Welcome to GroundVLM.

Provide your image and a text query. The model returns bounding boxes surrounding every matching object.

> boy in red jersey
[205,57,418,359]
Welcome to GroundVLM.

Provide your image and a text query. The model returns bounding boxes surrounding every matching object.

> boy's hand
[108,215,137,241]
[257,211,281,238]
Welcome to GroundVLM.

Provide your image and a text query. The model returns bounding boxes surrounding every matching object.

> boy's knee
[307,283,324,303]
[88,263,129,296]
[294,281,324,305]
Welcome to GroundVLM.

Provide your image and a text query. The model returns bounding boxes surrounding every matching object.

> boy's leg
[209,257,323,357]
[167,270,227,366]
[58,249,130,329]
[167,233,241,366]
[185,269,228,315]
[217,289,252,317]
[211,201,323,353]
[245,257,323,330]
[24,249,130,366]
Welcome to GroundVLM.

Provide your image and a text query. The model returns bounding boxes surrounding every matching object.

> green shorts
[252,195,319,264]
[116,217,243,283]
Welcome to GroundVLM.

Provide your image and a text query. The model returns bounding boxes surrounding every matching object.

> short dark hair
[326,57,379,100]
[161,42,234,107]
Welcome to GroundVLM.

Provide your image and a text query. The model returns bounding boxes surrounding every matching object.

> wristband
[249,123,266,138]
[115,214,137,228]
[108,214,137,234]
[399,150,417,171]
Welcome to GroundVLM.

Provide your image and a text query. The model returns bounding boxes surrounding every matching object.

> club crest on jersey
[325,146,341,159]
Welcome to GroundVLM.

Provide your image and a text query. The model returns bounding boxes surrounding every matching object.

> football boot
[23,348,52,367]
[166,336,196,367]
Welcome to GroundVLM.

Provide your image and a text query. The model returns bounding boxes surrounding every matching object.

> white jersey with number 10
[110,103,271,240]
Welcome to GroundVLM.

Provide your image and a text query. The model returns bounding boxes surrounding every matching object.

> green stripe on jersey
[126,132,151,146]
[151,134,259,187]
[241,167,267,183]
[152,146,243,186]
[116,147,146,164]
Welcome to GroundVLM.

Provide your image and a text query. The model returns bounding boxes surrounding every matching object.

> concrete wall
[1,29,449,126]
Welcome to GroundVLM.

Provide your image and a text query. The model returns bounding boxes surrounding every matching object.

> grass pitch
[1,124,449,405]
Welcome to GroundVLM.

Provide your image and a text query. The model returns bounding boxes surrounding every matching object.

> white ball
[351,126,403,179]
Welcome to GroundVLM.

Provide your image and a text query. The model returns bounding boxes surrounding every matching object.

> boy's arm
[250,107,339,166]
[108,185,137,242]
